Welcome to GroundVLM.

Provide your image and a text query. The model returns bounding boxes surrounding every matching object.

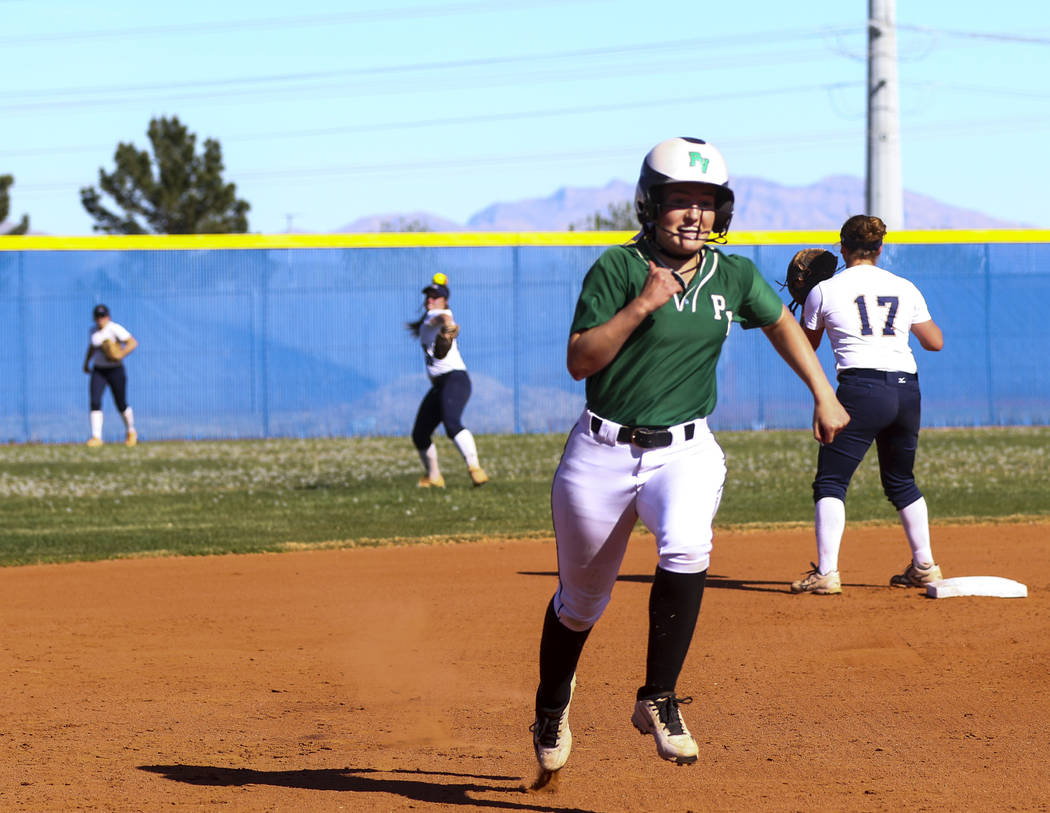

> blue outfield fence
[0,231,1048,444]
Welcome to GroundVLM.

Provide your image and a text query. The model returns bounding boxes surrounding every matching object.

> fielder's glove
[784,248,838,313]
[432,316,459,360]
[100,338,124,361]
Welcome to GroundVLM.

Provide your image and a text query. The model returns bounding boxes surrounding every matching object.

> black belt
[590,415,695,449]
[838,368,917,383]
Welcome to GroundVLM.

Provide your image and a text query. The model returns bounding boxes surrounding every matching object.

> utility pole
[866,0,903,228]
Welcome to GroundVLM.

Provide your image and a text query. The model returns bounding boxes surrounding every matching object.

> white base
[925,576,1028,599]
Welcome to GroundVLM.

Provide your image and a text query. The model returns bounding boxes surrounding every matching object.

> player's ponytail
[840,215,886,259]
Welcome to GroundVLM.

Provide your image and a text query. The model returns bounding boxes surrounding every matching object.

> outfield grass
[1,427,1046,566]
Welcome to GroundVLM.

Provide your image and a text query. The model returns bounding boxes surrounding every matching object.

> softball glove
[100,338,124,361]
[785,248,838,313]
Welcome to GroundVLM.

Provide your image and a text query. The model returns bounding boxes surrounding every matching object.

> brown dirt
[2,522,1048,812]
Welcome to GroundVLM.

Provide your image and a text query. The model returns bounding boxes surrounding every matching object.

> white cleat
[791,563,842,595]
[530,676,575,772]
[632,693,699,765]
[890,560,943,587]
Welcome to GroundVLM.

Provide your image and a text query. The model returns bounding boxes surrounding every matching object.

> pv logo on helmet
[688,152,710,172]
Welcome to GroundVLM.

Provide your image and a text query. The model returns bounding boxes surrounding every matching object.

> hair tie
[843,238,883,252]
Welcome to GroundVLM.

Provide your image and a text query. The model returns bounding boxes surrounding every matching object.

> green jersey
[571,237,784,426]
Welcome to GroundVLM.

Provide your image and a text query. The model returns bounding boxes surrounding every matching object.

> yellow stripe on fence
[1,228,1049,251]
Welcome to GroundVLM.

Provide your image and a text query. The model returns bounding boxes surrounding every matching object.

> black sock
[535,598,591,713]
[637,567,707,700]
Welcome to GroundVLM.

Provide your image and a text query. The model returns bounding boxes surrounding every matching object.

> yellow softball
[432,273,448,285]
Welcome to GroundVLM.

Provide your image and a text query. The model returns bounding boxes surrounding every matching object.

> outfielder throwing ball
[81,303,138,447]
[791,215,945,595]
[530,137,848,774]
[406,274,488,488]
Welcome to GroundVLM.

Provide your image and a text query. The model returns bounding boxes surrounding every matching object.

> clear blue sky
[2,0,1047,234]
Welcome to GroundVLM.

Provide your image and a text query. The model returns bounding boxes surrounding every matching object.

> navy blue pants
[813,369,923,510]
[90,365,128,412]
[412,369,472,450]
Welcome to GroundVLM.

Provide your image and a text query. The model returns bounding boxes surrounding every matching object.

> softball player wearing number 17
[791,215,945,595]
[529,137,849,775]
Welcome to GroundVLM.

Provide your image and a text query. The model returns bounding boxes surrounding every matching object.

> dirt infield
[3,522,1048,812]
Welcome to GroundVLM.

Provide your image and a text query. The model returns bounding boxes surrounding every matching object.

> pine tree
[0,175,30,235]
[80,116,250,234]
[568,201,636,231]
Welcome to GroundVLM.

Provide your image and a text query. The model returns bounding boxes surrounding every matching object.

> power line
[16,115,1048,195]
[895,23,1050,46]
[908,81,1050,100]
[0,0,598,47]
[0,54,853,114]
[0,27,857,106]
[0,82,863,160]
[0,52,862,117]
[8,23,1042,118]
[10,74,1048,162]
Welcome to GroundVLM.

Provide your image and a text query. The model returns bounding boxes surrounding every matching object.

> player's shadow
[139,764,598,812]
[613,573,887,592]
[519,570,788,594]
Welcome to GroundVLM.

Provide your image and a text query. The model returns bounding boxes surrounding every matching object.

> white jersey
[803,265,932,374]
[88,321,132,368]
[419,308,467,379]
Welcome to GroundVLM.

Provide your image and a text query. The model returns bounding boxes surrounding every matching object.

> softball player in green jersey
[530,137,849,773]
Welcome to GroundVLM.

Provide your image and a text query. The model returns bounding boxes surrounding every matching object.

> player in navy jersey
[792,215,945,595]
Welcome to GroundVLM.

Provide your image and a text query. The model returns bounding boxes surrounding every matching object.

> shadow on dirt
[139,764,599,812]
[518,571,881,593]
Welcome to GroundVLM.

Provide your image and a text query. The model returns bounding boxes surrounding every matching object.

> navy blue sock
[637,567,707,700]
[535,598,591,712]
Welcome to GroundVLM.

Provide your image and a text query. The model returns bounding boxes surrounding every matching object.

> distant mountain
[332,175,1030,232]
[467,179,633,231]
[335,211,464,233]
[731,175,1028,230]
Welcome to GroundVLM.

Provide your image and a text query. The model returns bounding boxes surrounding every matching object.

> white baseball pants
[549,410,726,632]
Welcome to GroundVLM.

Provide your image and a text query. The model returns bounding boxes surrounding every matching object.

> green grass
[720,426,1049,526]
[1,427,1047,566]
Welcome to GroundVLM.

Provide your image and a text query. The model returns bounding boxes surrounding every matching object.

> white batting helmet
[634,137,735,236]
